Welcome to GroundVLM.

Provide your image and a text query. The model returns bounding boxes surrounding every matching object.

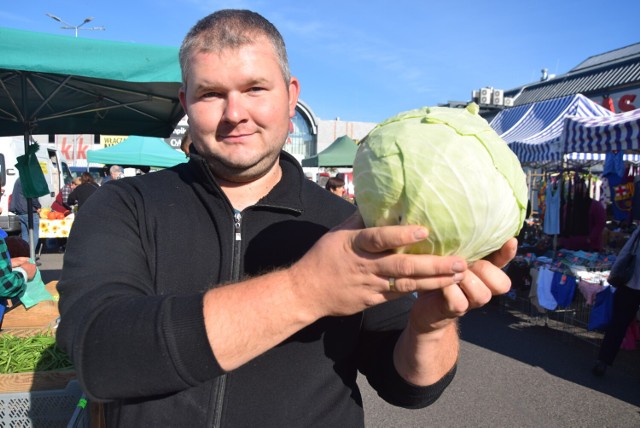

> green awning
[301,135,358,167]
[87,135,188,168]
[0,26,184,138]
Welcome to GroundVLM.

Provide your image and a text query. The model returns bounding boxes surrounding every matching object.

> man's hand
[408,238,517,334]
[288,213,468,322]
[393,238,517,386]
[11,257,37,280]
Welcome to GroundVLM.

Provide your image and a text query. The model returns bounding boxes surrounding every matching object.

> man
[9,178,41,247]
[57,10,515,427]
[101,165,124,185]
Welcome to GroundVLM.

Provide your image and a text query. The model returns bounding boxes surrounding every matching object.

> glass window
[283,110,316,159]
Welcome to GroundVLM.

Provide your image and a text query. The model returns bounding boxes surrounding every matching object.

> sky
[1,0,639,124]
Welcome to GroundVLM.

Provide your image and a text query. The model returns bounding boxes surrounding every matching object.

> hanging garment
[605,167,634,222]
[578,279,604,305]
[528,267,546,313]
[632,175,640,221]
[536,267,558,310]
[603,151,625,178]
[550,272,577,308]
[543,181,561,235]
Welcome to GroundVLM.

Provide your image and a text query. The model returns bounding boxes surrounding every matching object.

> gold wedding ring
[388,277,396,292]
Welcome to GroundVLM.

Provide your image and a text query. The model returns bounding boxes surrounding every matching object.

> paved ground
[361,304,640,427]
[39,253,640,427]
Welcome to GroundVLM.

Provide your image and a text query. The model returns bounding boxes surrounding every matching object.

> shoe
[36,261,42,267]
[592,360,607,377]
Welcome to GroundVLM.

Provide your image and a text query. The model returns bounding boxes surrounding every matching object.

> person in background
[56,10,515,426]
[325,175,346,198]
[61,179,73,206]
[592,227,640,377]
[0,235,36,297]
[0,189,37,325]
[51,180,78,214]
[67,173,98,211]
[9,178,41,247]
[101,165,124,185]
[50,179,79,253]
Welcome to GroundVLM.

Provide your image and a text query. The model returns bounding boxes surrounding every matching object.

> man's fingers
[353,224,430,254]
[468,259,512,296]
[484,238,518,268]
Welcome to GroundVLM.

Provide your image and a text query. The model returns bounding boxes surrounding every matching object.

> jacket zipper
[212,211,243,427]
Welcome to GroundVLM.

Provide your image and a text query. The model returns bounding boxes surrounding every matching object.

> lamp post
[46,13,106,37]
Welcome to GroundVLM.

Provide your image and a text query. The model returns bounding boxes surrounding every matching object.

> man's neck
[219,164,282,211]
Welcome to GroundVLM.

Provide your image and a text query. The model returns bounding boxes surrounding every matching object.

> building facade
[473,42,640,122]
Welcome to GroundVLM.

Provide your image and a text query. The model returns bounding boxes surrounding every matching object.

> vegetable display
[0,333,73,374]
[353,103,528,261]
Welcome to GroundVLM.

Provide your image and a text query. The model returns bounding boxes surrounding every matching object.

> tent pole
[21,73,36,261]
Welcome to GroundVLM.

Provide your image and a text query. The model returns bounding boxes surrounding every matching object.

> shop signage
[591,89,639,112]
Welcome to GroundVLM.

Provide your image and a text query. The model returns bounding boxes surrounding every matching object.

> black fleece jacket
[56,151,455,427]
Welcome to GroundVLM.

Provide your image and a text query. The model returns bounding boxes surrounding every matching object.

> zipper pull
[234,211,242,241]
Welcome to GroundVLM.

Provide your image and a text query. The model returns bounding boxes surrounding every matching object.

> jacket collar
[186,149,305,214]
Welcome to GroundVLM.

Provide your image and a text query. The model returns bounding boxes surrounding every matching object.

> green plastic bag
[15,143,49,198]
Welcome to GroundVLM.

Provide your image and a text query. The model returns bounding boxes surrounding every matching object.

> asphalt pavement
[38,252,640,427]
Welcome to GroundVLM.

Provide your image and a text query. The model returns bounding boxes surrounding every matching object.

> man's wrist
[13,266,28,281]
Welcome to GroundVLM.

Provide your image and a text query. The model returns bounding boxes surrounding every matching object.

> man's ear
[179,86,188,113]
[288,77,300,118]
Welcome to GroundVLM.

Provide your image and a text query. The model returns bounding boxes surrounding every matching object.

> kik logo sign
[59,136,91,161]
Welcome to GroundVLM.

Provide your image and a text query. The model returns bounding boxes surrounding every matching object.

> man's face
[179,36,300,183]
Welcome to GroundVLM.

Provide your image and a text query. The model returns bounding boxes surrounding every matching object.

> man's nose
[223,93,248,123]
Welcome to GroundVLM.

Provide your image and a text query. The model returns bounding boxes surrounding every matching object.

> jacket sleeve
[356,295,456,408]
[0,238,28,298]
[56,182,221,401]
[66,189,77,206]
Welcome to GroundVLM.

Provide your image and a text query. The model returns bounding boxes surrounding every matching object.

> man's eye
[202,91,222,98]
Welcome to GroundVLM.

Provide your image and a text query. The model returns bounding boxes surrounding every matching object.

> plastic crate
[0,380,88,428]
[0,216,20,235]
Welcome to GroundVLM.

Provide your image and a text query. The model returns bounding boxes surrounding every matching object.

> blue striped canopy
[563,108,640,154]
[490,94,614,164]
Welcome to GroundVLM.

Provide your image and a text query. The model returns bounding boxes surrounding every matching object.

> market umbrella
[88,135,188,168]
[301,135,358,167]
[0,26,184,257]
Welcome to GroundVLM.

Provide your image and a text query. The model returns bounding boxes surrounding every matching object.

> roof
[571,43,640,72]
[504,42,640,106]
[490,94,614,163]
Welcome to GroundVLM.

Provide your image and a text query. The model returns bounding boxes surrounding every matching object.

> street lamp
[46,13,106,37]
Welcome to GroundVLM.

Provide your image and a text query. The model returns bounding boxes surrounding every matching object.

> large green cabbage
[353,103,528,261]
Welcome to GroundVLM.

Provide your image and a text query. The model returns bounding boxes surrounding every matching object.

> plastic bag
[15,143,49,198]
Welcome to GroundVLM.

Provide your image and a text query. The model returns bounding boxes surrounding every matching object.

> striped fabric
[490,94,614,164]
[564,108,640,154]
[564,152,640,162]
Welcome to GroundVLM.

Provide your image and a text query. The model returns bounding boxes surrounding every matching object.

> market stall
[87,135,188,168]
[493,97,640,343]
[39,216,74,239]
[563,108,640,154]
[491,93,615,164]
